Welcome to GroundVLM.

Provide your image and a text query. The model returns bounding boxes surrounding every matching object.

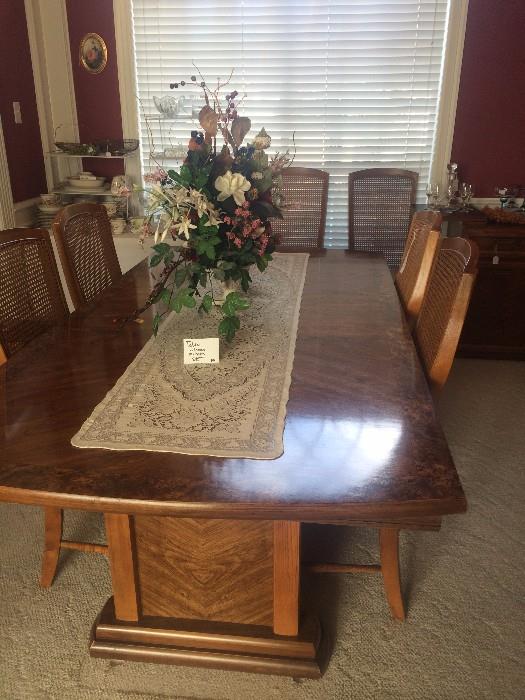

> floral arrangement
[133,72,292,341]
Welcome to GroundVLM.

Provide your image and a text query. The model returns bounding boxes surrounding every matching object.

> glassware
[426,183,440,210]
[445,163,459,208]
[459,183,473,210]
[495,186,509,209]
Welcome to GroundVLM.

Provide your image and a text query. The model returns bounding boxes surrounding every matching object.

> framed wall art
[79,33,107,74]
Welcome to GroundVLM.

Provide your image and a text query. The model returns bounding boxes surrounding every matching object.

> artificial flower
[214,171,251,206]
[253,127,271,150]
[176,215,197,239]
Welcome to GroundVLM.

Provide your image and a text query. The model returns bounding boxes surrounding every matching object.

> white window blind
[132,0,449,246]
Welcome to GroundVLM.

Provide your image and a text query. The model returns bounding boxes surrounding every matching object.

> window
[132,0,450,246]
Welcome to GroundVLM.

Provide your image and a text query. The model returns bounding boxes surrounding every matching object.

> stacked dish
[36,203,61,229]
[67,174,107,191]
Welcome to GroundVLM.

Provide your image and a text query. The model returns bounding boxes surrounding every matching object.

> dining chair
[0,228,69,356]
[348,168,418,269]
[414,236,479,395]
[395,210,442,326]
[53,202,121,309]
[306,239,478,621]
[0,228,107,587]
[272,167,329,251]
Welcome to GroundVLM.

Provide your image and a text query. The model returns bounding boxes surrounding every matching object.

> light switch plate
[13,102,22,124]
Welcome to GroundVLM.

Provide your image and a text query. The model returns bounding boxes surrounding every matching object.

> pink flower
[234,208,243,216]
[223,216,231,225]
[242,225,251,236]
[234,238,242,248]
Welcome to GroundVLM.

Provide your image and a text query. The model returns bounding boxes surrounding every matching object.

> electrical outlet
[13,102,22,124]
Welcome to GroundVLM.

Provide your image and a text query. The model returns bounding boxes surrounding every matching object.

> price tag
[492,255,499,265]
[183,338,220,365]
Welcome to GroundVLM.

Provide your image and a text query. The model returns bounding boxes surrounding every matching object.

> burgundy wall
[0,1,46,203]
[65,0,123,179]
[451,0,525,197]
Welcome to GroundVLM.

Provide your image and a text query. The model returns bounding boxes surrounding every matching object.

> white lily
[174,186,189,205]
[206,206,222,227]
[214,171,251,206]
[176,215,197,239]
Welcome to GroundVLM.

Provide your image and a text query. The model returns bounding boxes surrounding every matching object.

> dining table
[0,250,467,679]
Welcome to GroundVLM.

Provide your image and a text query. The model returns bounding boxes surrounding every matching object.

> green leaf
[199,271,208,288]
[218,315,240,343]
[169,286,196,312]
[178,164,192,186]
[200,294,213,314]
[169,297,183,313]
[149,253,163,267]
[164,249,175,264]
[256,255,268,272]
[159,288,172,304]
[181,290,197,308]
[152,313,161,336]
[152,243,171,255]
[174,266,188,287]
[240,268,252,292]
[222,291,250,317]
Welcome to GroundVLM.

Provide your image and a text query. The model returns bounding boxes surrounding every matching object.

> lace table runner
[71,253,309,459]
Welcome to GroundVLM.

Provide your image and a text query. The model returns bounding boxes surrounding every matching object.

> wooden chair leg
[40,507,63,588]
[379,527,405,621]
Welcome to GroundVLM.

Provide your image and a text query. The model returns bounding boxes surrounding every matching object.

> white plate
[38,205,61,212]
[67,182,107,191]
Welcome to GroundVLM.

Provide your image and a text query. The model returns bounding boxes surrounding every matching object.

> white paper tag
[183,338,220,365]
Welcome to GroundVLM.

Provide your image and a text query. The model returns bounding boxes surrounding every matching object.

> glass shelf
[47,152,136,159]
[52,188,119,197]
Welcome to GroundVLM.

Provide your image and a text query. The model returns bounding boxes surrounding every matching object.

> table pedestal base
[90,599,324,678]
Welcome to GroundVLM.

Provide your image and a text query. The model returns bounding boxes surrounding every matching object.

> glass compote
[459,182,474,211]
[426,183,440,210]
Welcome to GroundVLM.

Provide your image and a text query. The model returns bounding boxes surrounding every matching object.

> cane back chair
[395,210,442,326]
[273,167,329,251]
[348,168,418,269]
[415,236,479,394]
[0,228,68,356]
[306,237,477,622]
[0,228,107,587]
[53,202,121,309]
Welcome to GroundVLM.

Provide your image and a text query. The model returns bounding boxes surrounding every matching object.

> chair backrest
[272,167,329,250]
[415,237,478,393]
[53,203,121,309]
[348,168,418,269]
[395,210,441,325]
[0,228,69,358]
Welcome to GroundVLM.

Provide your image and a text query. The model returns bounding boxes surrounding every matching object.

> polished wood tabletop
[0,251,466,522]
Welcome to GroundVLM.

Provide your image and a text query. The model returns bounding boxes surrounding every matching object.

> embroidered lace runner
[71,253,309,459]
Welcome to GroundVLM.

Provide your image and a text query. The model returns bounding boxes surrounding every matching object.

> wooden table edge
[0,485,467,521]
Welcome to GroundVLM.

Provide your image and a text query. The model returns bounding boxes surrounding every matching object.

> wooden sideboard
[454,222,525,359]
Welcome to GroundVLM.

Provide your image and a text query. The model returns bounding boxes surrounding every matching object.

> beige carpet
[1,359,524,699]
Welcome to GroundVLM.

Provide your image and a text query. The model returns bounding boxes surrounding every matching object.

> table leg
[379,527,405,621]
[40,507,63,588]
[90,515,323,678]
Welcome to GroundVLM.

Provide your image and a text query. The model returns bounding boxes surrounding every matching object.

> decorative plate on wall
[79,33,107,74]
